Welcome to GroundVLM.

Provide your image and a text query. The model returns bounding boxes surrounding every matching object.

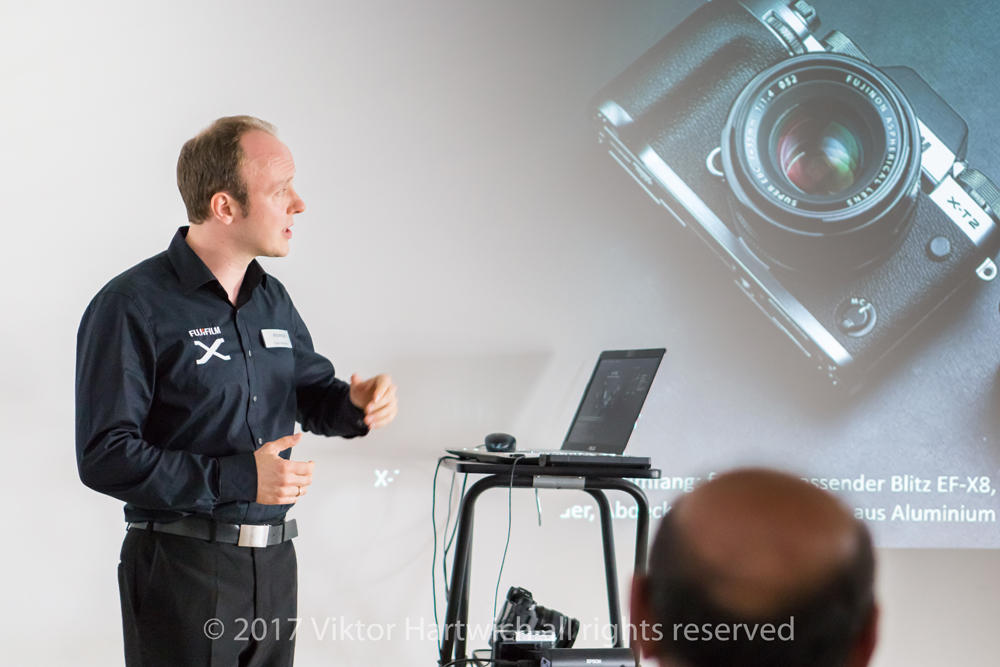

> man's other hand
[349,373,398,430]
[254,433,314,505]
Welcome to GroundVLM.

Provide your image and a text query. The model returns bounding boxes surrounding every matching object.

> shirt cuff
[346,400,371,436]
[218,452,258,503]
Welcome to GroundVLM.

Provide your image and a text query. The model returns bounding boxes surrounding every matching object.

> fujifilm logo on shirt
[189,327,222,337]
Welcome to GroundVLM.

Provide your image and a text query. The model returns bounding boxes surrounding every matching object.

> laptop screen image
[562,349,664,453]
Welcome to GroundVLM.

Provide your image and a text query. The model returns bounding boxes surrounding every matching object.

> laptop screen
[562,349,664,453]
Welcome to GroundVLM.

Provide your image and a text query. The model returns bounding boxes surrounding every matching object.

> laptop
[447,348,664,468]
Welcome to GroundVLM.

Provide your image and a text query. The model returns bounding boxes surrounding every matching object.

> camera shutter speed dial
[837,298,877,336]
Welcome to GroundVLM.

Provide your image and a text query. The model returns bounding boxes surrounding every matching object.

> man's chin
[256,251,287,260]
[262,242,291,258]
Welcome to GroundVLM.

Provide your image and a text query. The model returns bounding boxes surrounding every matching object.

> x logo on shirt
[194,338,231,365]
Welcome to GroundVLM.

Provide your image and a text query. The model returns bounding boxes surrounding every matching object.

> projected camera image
[589,0,1000,391]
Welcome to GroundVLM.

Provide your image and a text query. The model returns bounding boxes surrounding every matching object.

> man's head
[177,115,305,258]
[631,469,877,667]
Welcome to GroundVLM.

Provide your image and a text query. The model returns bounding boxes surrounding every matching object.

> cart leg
[440,475,517,664]
[620,484,650,576]
[455,521,472,660]
[586,489,623,648]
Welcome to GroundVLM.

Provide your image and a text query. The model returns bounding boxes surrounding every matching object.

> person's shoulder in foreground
[631,468,878,667]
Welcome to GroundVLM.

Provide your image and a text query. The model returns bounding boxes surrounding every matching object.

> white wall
[1,2,998,665]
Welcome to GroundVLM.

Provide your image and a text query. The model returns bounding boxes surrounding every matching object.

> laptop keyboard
[519,450,619,457]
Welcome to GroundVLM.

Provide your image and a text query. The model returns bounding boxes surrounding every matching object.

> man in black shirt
[76,116,397,666]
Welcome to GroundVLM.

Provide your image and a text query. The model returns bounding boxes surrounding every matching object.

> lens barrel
[720,54,922,273]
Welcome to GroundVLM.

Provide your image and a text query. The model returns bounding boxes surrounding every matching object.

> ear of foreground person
[630,468,878,667]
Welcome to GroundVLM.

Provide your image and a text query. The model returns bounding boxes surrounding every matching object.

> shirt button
[258,438,263,445]
[253,396,257,402]
[248,351,252,357]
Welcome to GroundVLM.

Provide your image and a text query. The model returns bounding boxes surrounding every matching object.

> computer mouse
[484,432,517,453]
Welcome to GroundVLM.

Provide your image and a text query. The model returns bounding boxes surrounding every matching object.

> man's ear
[208,191,240,225]
[630,574,659,660]
[846,603,879,667]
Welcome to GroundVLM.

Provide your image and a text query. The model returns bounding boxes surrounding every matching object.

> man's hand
[349,373,398,430]
[254,433,314,505]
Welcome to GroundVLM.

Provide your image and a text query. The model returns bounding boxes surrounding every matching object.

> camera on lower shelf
[490,587,637,667]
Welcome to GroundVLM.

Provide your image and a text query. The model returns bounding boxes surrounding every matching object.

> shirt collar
[166,226,268,295]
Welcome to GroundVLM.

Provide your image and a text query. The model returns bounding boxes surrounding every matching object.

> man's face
[234,130,305,258]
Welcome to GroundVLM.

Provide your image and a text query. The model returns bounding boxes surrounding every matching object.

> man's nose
[290,187,305,214]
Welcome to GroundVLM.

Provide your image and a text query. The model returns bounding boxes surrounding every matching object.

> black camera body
[492,586,579,651]
[591,0,1000,389]
[490,588,637,666]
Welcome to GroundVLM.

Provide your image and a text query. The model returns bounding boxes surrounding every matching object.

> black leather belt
[128,517,298,548]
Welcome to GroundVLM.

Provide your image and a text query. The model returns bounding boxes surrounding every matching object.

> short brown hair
[176,115,277,224]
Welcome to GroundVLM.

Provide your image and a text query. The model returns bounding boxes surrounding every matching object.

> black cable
[444,467,458,530]
[439,658,523,667]
[448,475,469,551]
[432,455,457,651]
[471,647,492,667]
[492,456,521,625]
[443,473,469,596]
[441,468,457,595]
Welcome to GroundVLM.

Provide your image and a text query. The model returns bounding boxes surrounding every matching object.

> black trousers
[119,527,297,667]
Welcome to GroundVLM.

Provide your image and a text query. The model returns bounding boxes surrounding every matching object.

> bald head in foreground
[631,469,878,667]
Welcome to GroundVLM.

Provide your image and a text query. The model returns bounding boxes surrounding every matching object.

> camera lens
[720,55,922,274]
[774,103,866,196]
[762,93,885,207]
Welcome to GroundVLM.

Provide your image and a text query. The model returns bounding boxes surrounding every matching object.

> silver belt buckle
[238,524,270,548]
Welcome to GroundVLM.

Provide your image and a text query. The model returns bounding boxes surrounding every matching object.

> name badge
[261,329,292,349]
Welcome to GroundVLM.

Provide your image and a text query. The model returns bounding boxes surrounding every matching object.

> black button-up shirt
[76,227,368,525]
